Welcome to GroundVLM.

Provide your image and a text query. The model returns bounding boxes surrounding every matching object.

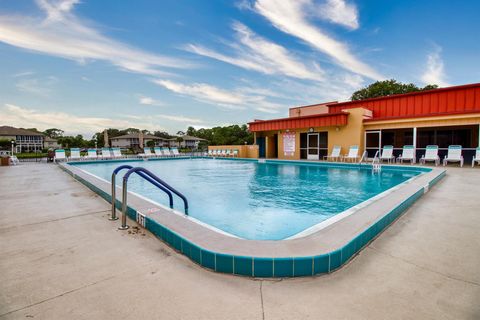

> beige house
[110,133,168,148]
[0,126,44,152]
[44,136,61,149]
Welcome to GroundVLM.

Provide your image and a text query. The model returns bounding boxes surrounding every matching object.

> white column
[478,124,480,147]
[413,127,417,149]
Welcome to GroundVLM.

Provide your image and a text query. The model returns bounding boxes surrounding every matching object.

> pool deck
[0,163,479,319]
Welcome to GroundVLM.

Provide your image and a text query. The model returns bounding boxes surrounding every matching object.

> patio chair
[233,149,239,158]
[112,147,123,158]
[420,145,440,166]
[69,148,81,161]
[54,149,66,162]
[100,148,112,159]
[379,145,395,163]
[154,147,163,157]
[161,147,172,157]
[342,145,359,162]
[171,147,180,157]
[397,145,416,164]
[225,149,232,157]
[208,149,213,156]
[324,145,341,161]
[472,147,480,168]
[141,148,154,158]
[86,149,98,159]
[443,145,464,167]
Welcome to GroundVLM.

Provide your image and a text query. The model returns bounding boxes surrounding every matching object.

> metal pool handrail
[110,165,174,221]
[119,167,189,230]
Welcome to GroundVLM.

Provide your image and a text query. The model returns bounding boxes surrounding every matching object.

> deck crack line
[0,274,117,318]
[260,281,265,320]
[367,247,480,287]
[0,209,111,231]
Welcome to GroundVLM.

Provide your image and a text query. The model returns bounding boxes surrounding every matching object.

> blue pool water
[72,159,423,240]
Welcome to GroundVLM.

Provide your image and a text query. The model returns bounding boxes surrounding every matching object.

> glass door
[307,133,319,160]
[365,131,381,158]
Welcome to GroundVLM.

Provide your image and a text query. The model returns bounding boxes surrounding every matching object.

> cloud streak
[1,103,204,137]
[186,22,323,81]
[421,45,449,87]
[0,0,190,76]
[253,0,383,80]
[315,0,359,30]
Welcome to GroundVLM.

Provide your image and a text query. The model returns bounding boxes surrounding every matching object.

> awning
[248,112,349,132]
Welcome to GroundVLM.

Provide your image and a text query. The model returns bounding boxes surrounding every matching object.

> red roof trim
[249,112,349,132]
[326,82,480,107]
[248,112,347,125]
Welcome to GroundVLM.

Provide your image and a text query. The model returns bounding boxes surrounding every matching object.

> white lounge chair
[324,145,341,161]
[69,148,81,161]
[379,145,395,163]
[233,149,239,158]
[142,148,154,158]
[472,147,480,168]
[54,149,66,162]
[171,147,180,157]
[420,145,440,166]
[212,150,218,157]
[397,145,416,164]
[225,149,232,157]
[161,147,171,157]
[86,149,98,159]
[153,147,163,157]
[101,148,112,159]
[9,155,19,165]
[207,149,213,156]
[443,145,464,167]
[342,145,359,162]
[112,147,123,158]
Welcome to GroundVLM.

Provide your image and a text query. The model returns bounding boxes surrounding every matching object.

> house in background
[0,126,44,152]
[177,135,207,149]
[43,136,61,149]
[110,133,168,148]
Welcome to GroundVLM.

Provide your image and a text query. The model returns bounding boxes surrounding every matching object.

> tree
[176,130,185,136]
[351,79,438,101]
[43,128,64,138]
[178,124,253,146]
[153,131,172,139]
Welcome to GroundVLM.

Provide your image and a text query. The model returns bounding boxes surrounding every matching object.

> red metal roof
[327,83,480,119]
[249,112,348,132]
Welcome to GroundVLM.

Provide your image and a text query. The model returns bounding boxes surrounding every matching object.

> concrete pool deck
[0,163,479,319]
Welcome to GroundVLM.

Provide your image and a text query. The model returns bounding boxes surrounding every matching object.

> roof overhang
[248,112,349,132]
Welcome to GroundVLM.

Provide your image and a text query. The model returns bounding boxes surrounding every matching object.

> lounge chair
[9,155,19,165]
[112,147,123,158]
[86,149,98,159]
[68,148,81,161]
[233,149,239,158]
[141,148,155,158]
[397,145,416,164]
[225,149,232,157]
[472,147,480,168]
[207,149,213,156]
[324,145,341,161]
[420,145,440,166]
[221,150,227,157]
[153,147,163,157]
[212,150,218,157]
[170,148,180,157]
[162,147,171,157]
[443,145,464,167]
[342,145,359,162]
[101,148,112,159]
[379,145,395,163]
[54,149,66,162]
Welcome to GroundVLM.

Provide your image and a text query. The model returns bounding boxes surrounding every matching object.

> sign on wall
[283,133,296,156]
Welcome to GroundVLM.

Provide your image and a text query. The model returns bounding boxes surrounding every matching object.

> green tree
[43,128,64,138]
[351,79,438,101]
[153,131,172,139]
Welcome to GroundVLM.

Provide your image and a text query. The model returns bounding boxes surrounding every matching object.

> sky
[0,0,479,138]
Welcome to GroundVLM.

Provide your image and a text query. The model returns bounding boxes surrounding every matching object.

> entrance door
[256,137,266,158]
[307,133,319,160]
[365,131,381,158]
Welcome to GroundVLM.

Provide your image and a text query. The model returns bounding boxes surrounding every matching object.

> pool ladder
[372,151,382,173]
[110,165,189,230]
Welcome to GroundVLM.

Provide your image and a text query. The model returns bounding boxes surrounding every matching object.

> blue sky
[1,0,479,138]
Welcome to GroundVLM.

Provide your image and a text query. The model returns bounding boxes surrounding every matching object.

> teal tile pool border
[59,159,445,278]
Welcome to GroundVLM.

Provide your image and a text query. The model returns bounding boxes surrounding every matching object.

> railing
[113,166,189,230]
[359,150,368,164]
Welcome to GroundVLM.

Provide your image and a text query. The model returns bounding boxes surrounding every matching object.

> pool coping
[59,158,446,278]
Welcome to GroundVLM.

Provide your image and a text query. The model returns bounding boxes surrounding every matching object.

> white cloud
[139,96,164,106]
[253,0,383,80]
[186,22,323,81]
[1,103,204,137]
[153,79,287,113]
[12,71,36,78]
[421,46,449,87]
[15,76,58,97]
[0,0,191,77]
[315,0,359,30]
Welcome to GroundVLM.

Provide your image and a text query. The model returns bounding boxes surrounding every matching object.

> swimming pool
[71,158,424,240]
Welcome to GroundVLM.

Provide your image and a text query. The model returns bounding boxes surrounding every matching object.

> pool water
[72,159,422,240]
